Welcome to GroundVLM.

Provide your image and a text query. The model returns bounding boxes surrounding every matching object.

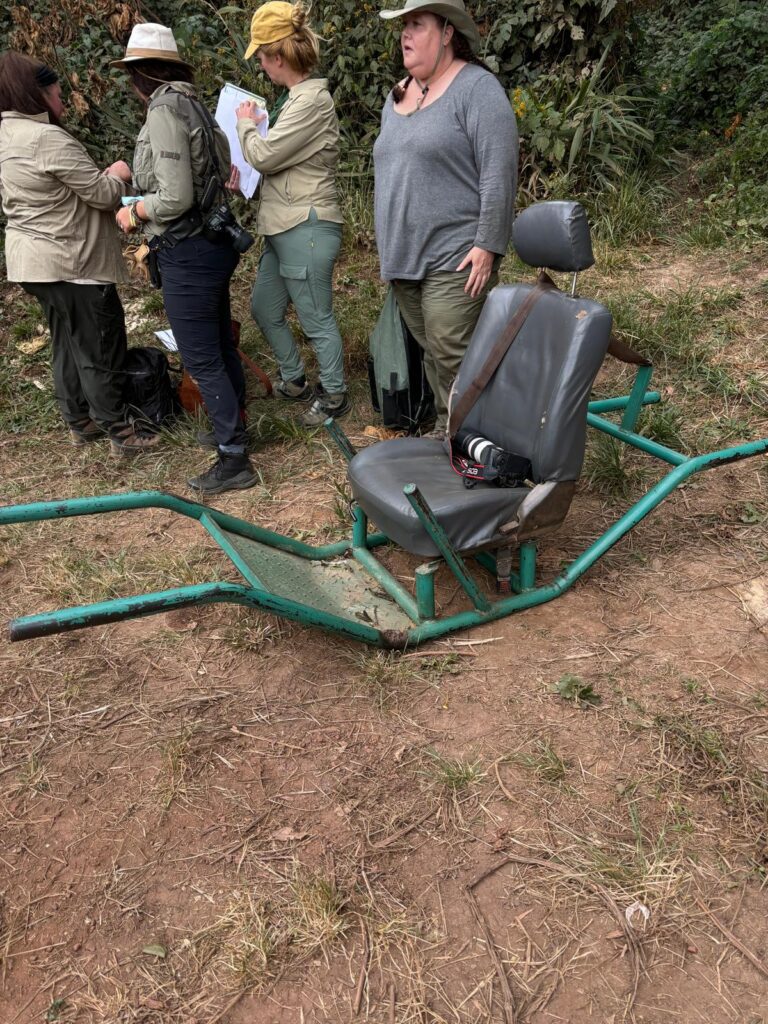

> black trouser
[22,281,128,428]
[157,235,246,451]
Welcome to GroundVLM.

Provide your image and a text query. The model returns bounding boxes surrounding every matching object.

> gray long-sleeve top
[373,64,518,281]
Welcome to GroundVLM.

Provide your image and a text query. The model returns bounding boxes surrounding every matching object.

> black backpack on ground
[123,346,180,432]
[368,288,435,435]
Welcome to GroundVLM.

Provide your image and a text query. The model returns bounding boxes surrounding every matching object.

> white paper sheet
[215,83,268,200]
[154,329,177,353]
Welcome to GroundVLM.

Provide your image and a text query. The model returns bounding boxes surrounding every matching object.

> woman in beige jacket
[237,1,348,427]
[0,52,157,455]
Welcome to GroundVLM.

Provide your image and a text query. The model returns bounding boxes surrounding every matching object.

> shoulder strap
[448,270,557,437]
[149,89,226,190]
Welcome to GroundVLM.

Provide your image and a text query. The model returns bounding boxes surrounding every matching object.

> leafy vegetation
[0,0,764,223]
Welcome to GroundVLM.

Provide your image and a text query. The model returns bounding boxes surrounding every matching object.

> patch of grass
[554,673,602,708]
[331,475,353,528]
[654,713,728,770]
[637,405,686,452]
[156,727,196,808]
[216,608,288,652]
[34,542,225,607]
[251,409,315,444]
[589,169,672,247]
[584,434,647,501]
[420,747,485,791]
[288,866,348,949]
[349,650,433,710]
[677,207,731,250]
[184,863,348,995]
[652,712,768,856]
[141,291,166,315]
[418,653,463,678]
[14,753,51,794]
[512,739,569,785]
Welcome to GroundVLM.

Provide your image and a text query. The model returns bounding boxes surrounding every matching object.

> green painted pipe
[404,484,491,612]
[587,414,689,466]
[404,435,768,644]
[199,513,265,590]
[9,578,389,647]
[587,391,660,414]
[621,365,655,431]
[352,546,420,622]
[0,490,391,559]
[415,563,438,620]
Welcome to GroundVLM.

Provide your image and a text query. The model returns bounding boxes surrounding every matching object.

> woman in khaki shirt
[237,1,348,427]
[0,52,158,456]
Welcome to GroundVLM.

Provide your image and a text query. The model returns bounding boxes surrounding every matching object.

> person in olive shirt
[0,52,159,456]
[113,24,257,495]
[237,0,348,427]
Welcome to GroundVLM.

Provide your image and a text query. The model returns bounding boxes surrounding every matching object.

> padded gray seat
[349,201,613,558]
[350,437,529,557]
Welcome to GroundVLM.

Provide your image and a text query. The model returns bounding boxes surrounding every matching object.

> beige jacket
[133,82,231,239]
[237,78,342,236]
[0,111,128,283]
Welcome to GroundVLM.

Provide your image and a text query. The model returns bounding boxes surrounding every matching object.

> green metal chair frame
[1,362,766,648]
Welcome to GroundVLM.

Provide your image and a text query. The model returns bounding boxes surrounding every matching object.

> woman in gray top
[374,0,518,431]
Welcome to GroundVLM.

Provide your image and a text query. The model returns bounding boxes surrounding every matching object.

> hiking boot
[109,423,161,458]
[273,375,312,401]
[186,452,258,495]
[69,418,105,446]
[301,385,351,427]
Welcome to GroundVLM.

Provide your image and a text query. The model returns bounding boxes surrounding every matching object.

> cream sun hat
[111,23,192,68]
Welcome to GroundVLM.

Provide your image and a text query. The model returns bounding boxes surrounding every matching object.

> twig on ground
[463,885,518,1024]
[353,922,370,1015]
[468,853,644,1015]
[369,805,435,850]
[693,895,768,980]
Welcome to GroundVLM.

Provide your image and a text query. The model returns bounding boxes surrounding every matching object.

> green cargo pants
[392,264,499,429]
[251,210,346,394]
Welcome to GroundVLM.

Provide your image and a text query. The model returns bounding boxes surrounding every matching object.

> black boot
[187,452,258,495]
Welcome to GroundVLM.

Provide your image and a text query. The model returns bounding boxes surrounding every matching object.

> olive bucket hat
[379,0,481,53]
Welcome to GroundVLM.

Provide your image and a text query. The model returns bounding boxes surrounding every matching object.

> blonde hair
[259,2,320,74]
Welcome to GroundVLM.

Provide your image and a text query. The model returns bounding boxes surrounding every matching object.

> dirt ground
[0,242,767,1024]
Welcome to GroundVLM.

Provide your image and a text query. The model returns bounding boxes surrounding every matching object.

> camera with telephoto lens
[204,203,255,253]
[454,428,532,487]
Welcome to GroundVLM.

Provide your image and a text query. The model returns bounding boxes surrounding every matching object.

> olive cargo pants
[392,264,499,430]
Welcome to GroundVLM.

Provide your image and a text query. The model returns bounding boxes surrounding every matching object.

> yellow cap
[244,1,296,60]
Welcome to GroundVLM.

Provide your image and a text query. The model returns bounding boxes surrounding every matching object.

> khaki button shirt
[0,111,128,283]
[237,78,342,237]
[133,82,231,239]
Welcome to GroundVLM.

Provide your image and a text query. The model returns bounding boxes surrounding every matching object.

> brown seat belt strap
[606,335,651,366]
[448,270,557,437]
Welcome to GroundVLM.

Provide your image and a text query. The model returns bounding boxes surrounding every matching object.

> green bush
[1,0,649,180]
[512,49,654,199]
[696,109,768,236]
[639,0,768,135]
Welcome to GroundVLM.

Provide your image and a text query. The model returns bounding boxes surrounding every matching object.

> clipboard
[215,83,268,200]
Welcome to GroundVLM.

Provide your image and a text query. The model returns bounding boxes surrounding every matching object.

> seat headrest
[512,201,594,273]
